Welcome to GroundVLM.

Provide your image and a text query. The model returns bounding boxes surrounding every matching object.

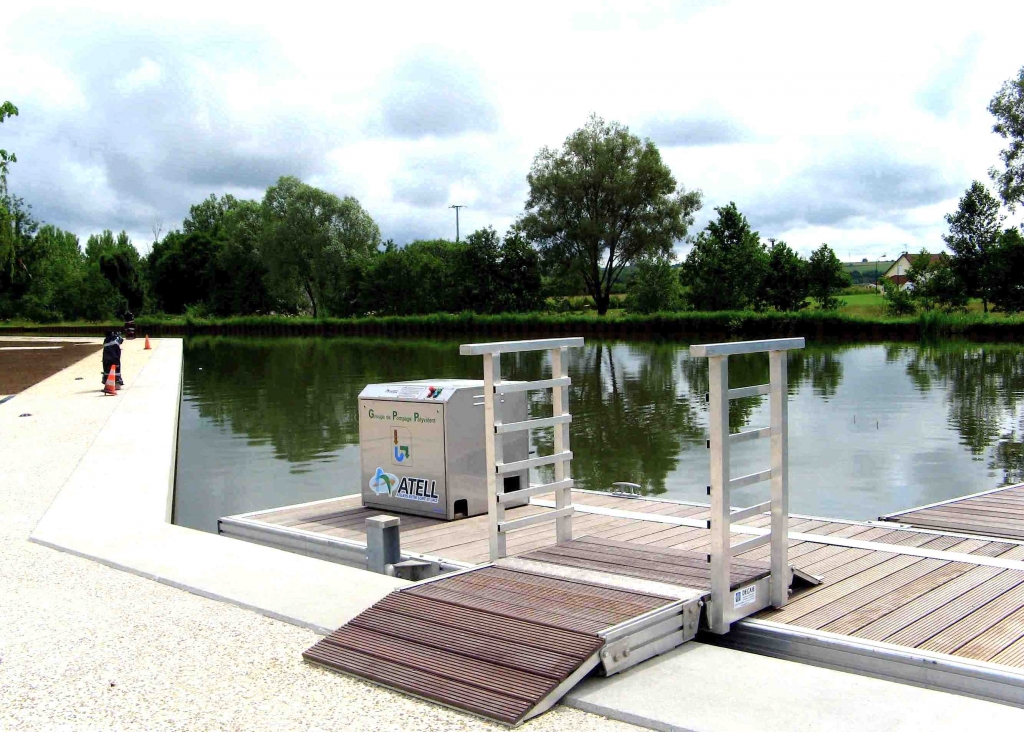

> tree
[989,65,1024,209]
[0,101,17,195]
[183,193,238,238]
[681,202,765,311]
[361,239,463,316]
[213,199,274,316]
[88,230,145,312]
[806,244,849,310]
[758,239,808,311]
[18,225,84,322]
[520,115,701,315]
[461,227,502,311]
[148,231,223,313]
[0,195,39,315]
[943,181,1002,313]
[988,227,1024,313]
[623,255,684,314]
[906,249,968,313]
[495,229,544,313]
[457,227,544,314]
[261,176,381,317]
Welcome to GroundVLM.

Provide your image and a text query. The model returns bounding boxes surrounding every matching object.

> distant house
[880,252,941,291]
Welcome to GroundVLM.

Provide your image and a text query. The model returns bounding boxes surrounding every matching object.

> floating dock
[222,336,1024,721]
[226,485,1024,711]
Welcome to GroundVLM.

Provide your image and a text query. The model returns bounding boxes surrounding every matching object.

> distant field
[843,261,894,276]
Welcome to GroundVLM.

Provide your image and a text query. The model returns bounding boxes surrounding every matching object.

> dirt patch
[0,341,103,396]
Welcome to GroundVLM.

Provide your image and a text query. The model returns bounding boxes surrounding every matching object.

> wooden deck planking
[882,571,1024,648]
[820,562,975,636]
[763,554,925,624]
[852,566,1006,642]
[882,484,1024,541]
[785,558,949,630]
[992,634,1024,667]
[918,582,1024,657]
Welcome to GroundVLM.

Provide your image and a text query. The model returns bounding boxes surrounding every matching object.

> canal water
[173,337,1024,533]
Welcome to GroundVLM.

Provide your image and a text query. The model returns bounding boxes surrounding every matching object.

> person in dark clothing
[101,331,124,388]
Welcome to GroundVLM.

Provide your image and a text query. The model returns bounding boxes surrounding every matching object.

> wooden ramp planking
[881,483,1024,541]
[304,556,687,726]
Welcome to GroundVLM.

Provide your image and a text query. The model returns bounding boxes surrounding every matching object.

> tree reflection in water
[183,337,477,469]
[891,343,1024,485]
[182,337,1023,505]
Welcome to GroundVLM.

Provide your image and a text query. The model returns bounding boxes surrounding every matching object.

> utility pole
[450,204,464,243]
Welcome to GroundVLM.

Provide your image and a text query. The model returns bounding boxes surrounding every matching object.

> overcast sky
[3,1,1023,260]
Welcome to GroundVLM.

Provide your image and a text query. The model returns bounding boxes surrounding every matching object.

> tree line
[882,180,1024,316]
[2,63,1024,322]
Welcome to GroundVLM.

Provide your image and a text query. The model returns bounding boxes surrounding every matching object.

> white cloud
[115,57,163,95]
[1,0,1023,258]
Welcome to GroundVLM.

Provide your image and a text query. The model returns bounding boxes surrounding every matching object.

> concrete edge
[28,535,335,635]
[564,697,686,732]
[711,618,1024,708]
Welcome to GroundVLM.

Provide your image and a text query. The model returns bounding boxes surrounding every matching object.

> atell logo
[394,476,439,504]
[370,468,439,504]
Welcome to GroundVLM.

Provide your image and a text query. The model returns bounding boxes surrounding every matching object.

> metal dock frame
[690,337,805,634]
[460,337,585,561]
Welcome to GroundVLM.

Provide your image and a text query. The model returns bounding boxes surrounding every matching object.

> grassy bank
[3,309,1023,342]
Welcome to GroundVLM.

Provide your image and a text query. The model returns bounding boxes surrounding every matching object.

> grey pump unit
[358,380,529,519]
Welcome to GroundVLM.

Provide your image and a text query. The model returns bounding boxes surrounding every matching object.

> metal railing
[460,337,584,561]
[690,337,805,634]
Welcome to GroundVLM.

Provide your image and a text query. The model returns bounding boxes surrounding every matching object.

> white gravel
[0,339,639,732]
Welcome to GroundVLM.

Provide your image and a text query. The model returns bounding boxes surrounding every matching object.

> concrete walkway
[1,339,627,732]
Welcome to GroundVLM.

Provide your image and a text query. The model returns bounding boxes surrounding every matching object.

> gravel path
[0,339,637,732]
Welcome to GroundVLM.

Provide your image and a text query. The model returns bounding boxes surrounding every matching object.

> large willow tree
[520,115,701,315]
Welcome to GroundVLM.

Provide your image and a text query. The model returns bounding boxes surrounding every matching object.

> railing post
[551,347,572,544]
[769,350,789,607]
[460,337,585,563]
[483,353,506,560]
[708,354,731,635]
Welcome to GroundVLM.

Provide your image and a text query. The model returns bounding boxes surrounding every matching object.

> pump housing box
[358,380,529,520]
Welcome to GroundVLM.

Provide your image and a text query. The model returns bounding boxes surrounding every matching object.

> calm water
[173,337,1024,533]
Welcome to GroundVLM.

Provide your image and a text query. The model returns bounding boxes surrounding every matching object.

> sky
[2,0,1023,260]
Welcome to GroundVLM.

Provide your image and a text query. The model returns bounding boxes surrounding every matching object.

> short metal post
[551,347,572,544]
[484,353,506,560]
[708,355,731,634]
[366,515,401,574]
[769,350,789,607]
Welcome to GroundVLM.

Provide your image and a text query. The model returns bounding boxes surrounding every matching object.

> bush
[882,280,916,316]
[623,256,684,314]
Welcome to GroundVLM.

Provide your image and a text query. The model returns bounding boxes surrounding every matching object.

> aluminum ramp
[302,536,820,725]
[304,563,695,724]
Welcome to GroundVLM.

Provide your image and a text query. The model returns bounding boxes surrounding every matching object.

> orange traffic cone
[103,365,118,396]
[144,335,152,350]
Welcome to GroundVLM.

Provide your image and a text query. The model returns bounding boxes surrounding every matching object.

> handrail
[462,337,585,560]
[691,336,802,634]
[690,338,805,358]
[460,337,585,356]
